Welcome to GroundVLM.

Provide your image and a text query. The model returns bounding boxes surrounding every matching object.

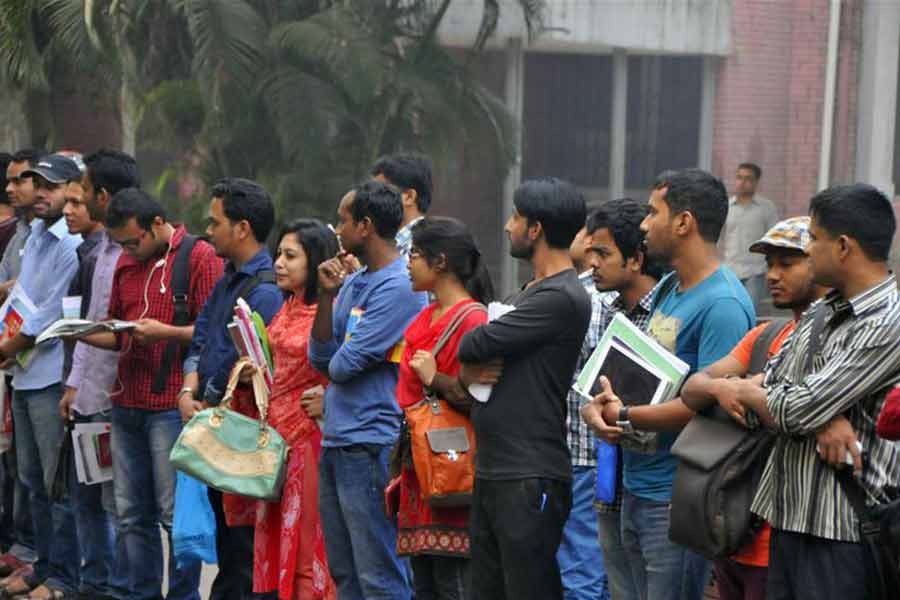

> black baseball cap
[21,154,81,184]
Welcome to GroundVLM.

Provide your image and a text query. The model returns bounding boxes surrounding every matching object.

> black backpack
[667,318,790,559]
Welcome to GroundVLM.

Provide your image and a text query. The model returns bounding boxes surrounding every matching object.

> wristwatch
[616,406,635,433]
[178,386,195,399]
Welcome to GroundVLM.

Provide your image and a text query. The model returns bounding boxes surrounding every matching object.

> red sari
[395,299,487,557]
[252,296,335,599]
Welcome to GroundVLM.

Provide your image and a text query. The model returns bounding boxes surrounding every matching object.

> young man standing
[79,188,222,600]
[310,181,425,599]
[0,148,45,298]
[720,184,900,600]
[0,154,83,598]
[680,216,826,600]
[59,149,139,600]
[581,197,666,600]
[180,178,283,600]
[582,169,755,600]
[720,163,779,310]
[458,177,592,600]
[371,153,433,258]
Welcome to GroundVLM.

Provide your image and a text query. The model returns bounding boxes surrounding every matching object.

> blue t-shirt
[308,257,426,447]
[622,266,755,501]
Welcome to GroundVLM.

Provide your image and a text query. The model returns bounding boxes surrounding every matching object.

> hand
[816,415,862,474]
[339,253,361,275]
[581,400,623,443]
[59,386,76,421]
[178,391,203,423]
[594,377,625,425]
[459,359,504,387]
[318,258,347,296]
[132,319,170,346]
[0,357,15,370]
[713,377,748,428]
[238,362,258,384]
[409,350,437,386]
[300,385,325,419]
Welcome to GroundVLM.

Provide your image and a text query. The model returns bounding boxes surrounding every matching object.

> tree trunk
[48,61,122,153]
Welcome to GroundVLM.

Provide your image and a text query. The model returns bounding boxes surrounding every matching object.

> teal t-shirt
[622,266,755,501]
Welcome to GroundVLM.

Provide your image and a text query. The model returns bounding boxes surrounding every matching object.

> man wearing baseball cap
[0,153,84,598]
[680,216,828,600]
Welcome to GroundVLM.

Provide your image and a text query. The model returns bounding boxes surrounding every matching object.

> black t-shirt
[458,269,591,482]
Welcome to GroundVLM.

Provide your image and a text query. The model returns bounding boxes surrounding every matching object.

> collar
[117,223,186,268]
[612,286,655,315]
[730,195,760,206]
[824,273,897,318]
[398,216,424,234]
[46,217,70,240]
[225,247,273,277]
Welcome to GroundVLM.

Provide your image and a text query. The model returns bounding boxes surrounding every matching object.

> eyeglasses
[118,229,150,251]
[408,248,425,260]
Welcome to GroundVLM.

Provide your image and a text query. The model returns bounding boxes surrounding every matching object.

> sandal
[0,574,34,598]
[18,584,68,599]
[0,565,32,589]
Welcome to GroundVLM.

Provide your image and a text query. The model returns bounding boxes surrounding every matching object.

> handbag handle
[431,302,487,360]
[217,357,272,446]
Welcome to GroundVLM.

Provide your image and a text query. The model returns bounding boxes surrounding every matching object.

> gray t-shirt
[721,194,779,279]
[0,218,32,282]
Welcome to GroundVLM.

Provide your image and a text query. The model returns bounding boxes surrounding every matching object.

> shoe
[0,573,34,598]
[0,556,26,578]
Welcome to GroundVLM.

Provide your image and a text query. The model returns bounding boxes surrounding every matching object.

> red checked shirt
[107,225,223,410]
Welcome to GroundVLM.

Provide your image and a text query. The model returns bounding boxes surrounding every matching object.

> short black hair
[809,183,896,262]
[210,177,275,243]
[653,169,678,190]
[587,198,668,280]
[513,177,586,249]
[84,149,140,197]
[0,153,10,206]
[11,148,45,167]
[278,219,340,304]
[106,188,167,231]
[350,180,404,239]
[659,168,729,244]
[371,153,433,213]
[738,162,762,180]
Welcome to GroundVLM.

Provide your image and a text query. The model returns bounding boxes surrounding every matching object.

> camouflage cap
[749,216,811,254]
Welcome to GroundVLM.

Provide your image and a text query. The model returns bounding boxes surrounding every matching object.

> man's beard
[509,239,534,260]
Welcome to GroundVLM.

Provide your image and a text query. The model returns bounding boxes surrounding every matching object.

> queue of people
[0,146,897,600]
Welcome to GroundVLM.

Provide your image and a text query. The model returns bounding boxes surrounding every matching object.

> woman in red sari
[253,219,338,599]
[396,217,494,599]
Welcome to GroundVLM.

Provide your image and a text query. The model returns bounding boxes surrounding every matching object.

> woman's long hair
[277,218,339,304]
[411,217,494,304]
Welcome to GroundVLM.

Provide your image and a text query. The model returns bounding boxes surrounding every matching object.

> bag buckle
[447,449,458,461]
[208,410,224,428]
[258,429,270,448]
[430,399,441,415]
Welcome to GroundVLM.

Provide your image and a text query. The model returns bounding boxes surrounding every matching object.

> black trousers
[767,528,868,600]
[411,555,470,600]
[208,488,255,600]
[470,477,572,600]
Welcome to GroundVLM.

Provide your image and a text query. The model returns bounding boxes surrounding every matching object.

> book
[35,318,137,346]
[71,422,114,485]
[574,312,690,407]
[0,284,39,368]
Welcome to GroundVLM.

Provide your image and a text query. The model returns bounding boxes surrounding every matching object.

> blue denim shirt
[13,218,81,391]
[183,248,283,404]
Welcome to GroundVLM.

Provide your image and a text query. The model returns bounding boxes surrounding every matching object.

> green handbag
[170,357,288,501]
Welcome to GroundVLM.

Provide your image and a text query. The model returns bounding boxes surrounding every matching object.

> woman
[395,217,493,600]
[253,219,338,600]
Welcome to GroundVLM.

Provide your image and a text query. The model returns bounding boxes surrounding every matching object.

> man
[77,188,222,599]
[180,178,283,600]
[580,197,666,600]
[371,153,433,258]
[680,216,826,600]
[582,168,755,600]
[0,148,43,585]
[716,184,900,600]
[310,181,425,599]
[458,177,592,600]
[0,154,83,598]
[59,149,139,600]
[720,163,779,311]
[557,223,614,600]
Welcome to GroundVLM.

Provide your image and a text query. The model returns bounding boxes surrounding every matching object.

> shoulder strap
[151,234,198,394]
[234,269,276,303]
[835,467,871,521]
[748,317,792,375]
[432,303,487,359]
[804,304,828,376]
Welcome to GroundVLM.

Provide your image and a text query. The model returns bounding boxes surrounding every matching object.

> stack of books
[227,297,274,391]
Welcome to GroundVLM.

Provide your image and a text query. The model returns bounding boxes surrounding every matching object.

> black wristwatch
[616,405,634,433]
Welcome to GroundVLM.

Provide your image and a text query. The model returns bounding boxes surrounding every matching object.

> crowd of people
[0,146,897,600]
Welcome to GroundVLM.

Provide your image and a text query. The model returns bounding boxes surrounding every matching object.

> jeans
[620,490,709,600]
[111,406,200,600]
[595,510,638,600]
[11,384,78,592]
[1,442,36,562]
[319,444,412,600]
[410,555,470,600]
[740,274,766,314]
[70,410,129,598]
[767,529,868,600]
[557,466,609,600]
[470,477,572,600]
[207,488,254,600]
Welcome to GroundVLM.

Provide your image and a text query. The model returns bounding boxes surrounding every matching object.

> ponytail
[464,252,494,305]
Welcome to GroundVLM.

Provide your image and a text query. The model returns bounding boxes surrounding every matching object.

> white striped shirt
[751,274,900,542]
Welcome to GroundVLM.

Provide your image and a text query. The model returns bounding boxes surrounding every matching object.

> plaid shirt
[107,226,223,410]
[594,284,657,513]
[566,271,617,466]
[394,216,423,259]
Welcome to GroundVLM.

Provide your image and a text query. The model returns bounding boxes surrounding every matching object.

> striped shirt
[751,274,900,542]
[566,271,616,466]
